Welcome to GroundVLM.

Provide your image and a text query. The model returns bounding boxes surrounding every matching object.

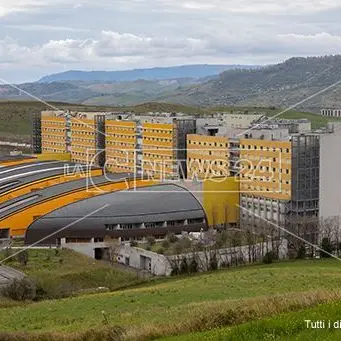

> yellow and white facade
[105,120,137,173]
[141,122,177,179]
[187,134,230,180]
[239,138,292,201]
[41,111,67,153]
[70,114,98,165]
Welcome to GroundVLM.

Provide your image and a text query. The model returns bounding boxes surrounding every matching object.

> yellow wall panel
[203,177,240,226]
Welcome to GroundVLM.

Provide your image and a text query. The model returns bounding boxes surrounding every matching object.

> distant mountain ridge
[2,56,341,112]
[168,55,341,111]
[38,64,258,83]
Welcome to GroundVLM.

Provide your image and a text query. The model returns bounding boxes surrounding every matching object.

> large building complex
[27,110,341,249]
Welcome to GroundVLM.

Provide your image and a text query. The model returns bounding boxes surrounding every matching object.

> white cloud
[1,31,341,68]
[1,0,341,82]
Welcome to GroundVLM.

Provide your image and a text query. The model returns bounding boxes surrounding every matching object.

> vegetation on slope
[0,248,144,300]
[174,55,341,110]
[0,259,341,340]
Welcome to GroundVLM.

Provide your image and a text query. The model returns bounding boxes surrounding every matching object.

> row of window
[240,184,291,195]
[42,121,65,127]
[240,175,291,184]
[71,131,95,136]
[143,154,173,160]
[143,137,173,143]
[240,145,291,153]
[106,133,136,139]
[188,140,228,148]
[241,165,291,174]
[105,218,204,231]
[143,128,173,134]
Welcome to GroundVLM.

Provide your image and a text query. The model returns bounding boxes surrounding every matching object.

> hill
[38,64,256,83]
[0,248,145,304]
[0,259,341,340]
[173,56,341,111]
[3,57,341,110]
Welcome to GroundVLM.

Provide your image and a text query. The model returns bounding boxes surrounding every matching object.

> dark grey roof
[0,161,69,183]
[0,173,132,220]
[0,155,35,162]
[25,184,207,244]
[0,164,100,195]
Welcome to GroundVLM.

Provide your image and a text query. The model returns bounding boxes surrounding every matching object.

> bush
[189,258,198,273]
[263,251,276,264]
[296,245,306,259]
[170,264,179,276]
[17,250,29,266]
[3,278,36,301]
[180,257,189,274]
[166,232,178,243]
[3,248,13,263]
[130,240,138,247]
[321,238,333,258]
[161,239,170,249]
[209,253,218,271]
[146,236,156,246]
[155,247,165,255]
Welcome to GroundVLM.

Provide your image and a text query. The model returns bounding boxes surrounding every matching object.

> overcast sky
[1,0,341,83]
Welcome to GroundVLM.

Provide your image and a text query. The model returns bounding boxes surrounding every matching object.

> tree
[18,250,29,266]
[146,236,156,246]
[321,237,332,258]
[3,278,36,301]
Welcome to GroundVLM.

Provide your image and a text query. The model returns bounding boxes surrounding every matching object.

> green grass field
[1,259,341,340]
[160,300,341,341]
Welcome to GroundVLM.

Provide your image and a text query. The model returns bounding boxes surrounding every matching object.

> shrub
[209,253,218,271]
[3,278,36,301]
[180,257,189,274]
[17,250,29,266]
[155,247,165,255]
[189,258,198,273]
[321,238,333,258]
[146,236,156,246]
[166,232,178,243]
[263,251,276,264]
[161,239,170,249]
[130,240,138,247]
[296,245,306,259]
[3,248,13,263]
[170,264,179,276]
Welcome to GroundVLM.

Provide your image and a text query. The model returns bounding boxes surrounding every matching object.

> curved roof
[0,155,35,162]
[0,173,132,220]
[25,184,207,244]
[0,161,67,183]
[0,163,100,196]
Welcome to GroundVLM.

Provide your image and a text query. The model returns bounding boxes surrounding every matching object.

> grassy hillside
[173,56,341,110]
[161,300,341,340]
[1,259,341,340]
[0,248,144,301]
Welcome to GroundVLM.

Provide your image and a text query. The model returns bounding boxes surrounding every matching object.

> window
[105,224,119,231]
[65,237,91,243]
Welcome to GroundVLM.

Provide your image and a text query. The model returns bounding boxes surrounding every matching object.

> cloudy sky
[1,0,341,83]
